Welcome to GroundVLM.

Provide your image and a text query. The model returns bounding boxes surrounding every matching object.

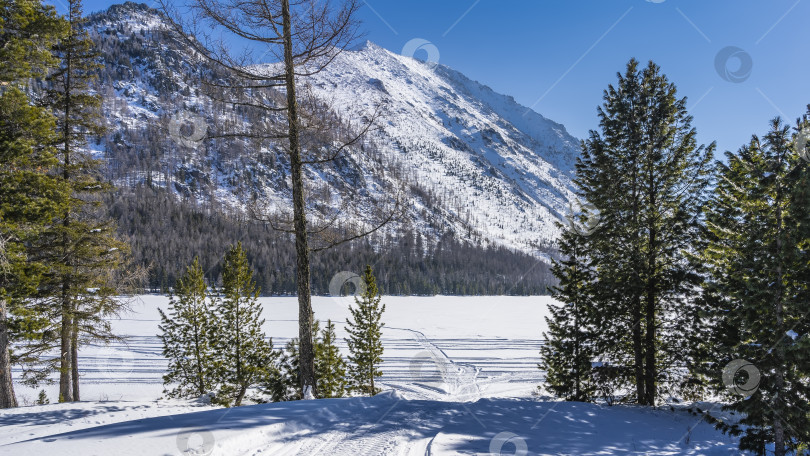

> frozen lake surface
[1,295,746,455]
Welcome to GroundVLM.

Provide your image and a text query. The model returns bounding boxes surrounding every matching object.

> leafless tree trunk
[161,0,398,398]
[280,0,317,397]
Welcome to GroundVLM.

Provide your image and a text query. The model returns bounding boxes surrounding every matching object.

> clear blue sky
[55,0,810,156]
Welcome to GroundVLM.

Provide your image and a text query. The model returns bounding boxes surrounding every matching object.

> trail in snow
[385,327,482,402]
[266,327,546,456]
[265,327,481,456]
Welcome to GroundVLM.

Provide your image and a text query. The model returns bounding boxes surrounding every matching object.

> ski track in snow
[268,327,488,455]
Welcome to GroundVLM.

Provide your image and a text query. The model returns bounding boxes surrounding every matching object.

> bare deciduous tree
[159,0,398,398]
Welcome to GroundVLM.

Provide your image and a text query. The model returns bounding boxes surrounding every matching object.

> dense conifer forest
[109,185,556,295]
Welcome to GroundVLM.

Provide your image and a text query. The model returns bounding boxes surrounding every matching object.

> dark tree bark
[773,163,785,456]
[631,294,645,404]
[280,0,316,398]
[0,299,17,408]
[59,290,73,402]
[71,318,79,401]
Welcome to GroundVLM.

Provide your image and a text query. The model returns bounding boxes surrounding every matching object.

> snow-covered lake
[12,295,551,404]
[2,295,747,455]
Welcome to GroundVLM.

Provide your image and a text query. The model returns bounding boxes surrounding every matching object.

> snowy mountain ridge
[294,41,582,251]
[89,2,581,255]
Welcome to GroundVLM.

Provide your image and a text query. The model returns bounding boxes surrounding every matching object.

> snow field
[1,295,748,455]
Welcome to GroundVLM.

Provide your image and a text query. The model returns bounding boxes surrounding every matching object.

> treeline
[109,185,556,296]
[541,59,810,456]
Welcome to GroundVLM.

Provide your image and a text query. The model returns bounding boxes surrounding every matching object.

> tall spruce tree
[345,265,385,396]
[698,117,810,456]
[576,59,713,405]
[159,258,216,398]
[34,0,129,403]
[316,319,347,399]
[0,0,66,409]
[212,243,275,406]
[541,226,596,402]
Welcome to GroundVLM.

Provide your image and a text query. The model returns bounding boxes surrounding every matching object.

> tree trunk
[60,20,75,404]
[574,292,581,401]
[630,151,645,405]
[772,177,785,456]
[631,295,645,405]
[59,289,73,402]
[644,221,657,406]
[643,280,656,406]
[71,316,79,401]
[235,384,247,407]
[281,0,317,399]
[194,321,204,397]
[0,298,18,408]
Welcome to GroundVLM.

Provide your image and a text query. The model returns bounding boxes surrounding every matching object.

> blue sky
[57,0,810,156]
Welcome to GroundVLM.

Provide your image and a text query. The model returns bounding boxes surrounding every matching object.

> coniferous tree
[345,265,385,396]
[159,257,215,398]
[540,226,596,402]
[212,243,275,406]
[316,319,346,398]
[0,0,67,409]
[698,117,810,456]
[45,0,129,402]
[264,339,300,402]
[575,59,713,405]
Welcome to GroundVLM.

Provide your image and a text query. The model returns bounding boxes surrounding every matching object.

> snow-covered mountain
[88,3,581,255]
[298,41,581,251]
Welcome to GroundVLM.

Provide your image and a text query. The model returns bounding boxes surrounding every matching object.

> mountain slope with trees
[61,1,573,295]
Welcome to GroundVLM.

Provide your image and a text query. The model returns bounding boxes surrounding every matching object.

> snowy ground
[1,295,746,455]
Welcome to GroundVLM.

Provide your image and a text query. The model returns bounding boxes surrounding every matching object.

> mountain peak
[355,40,384,52]
[304,41,581,250]
[88,2,580,253]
